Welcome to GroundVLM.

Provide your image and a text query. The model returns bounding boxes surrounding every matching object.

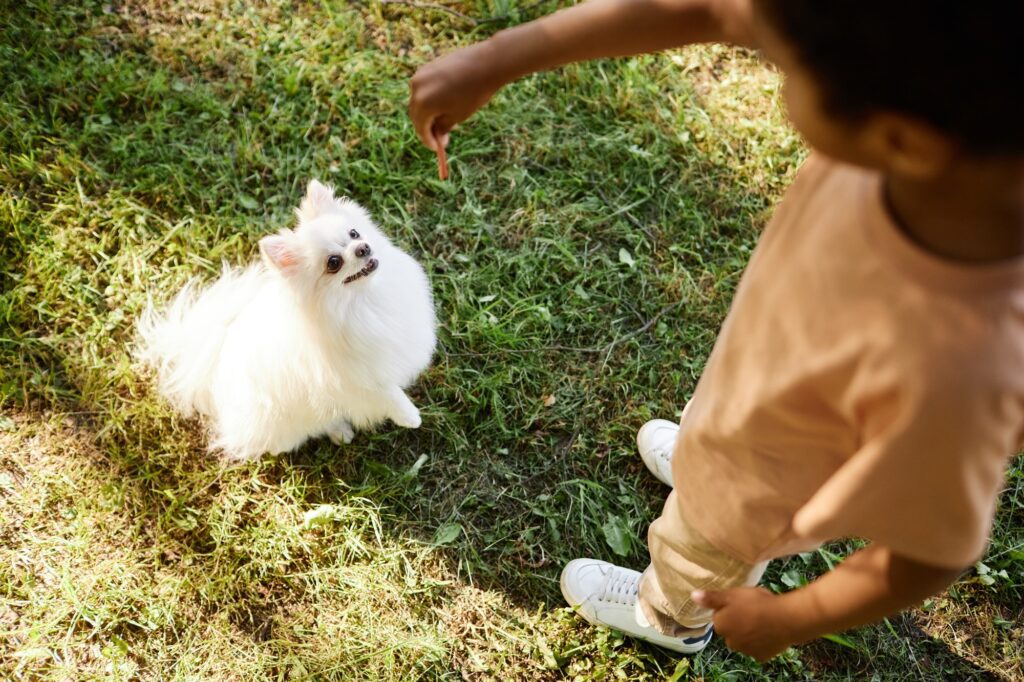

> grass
[0,0,1021,679]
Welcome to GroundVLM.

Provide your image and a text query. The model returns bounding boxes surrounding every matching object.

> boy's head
[752,0,1023,176]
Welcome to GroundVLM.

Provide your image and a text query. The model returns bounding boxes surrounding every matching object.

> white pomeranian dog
[137,180,436,461]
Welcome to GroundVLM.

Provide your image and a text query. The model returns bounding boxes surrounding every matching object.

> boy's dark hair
[755,0,1023,156]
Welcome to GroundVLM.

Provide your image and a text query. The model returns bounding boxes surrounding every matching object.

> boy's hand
[692,587,796,661]
[408,41,507,153]
[408,0,754,155]
[692,546,964,662]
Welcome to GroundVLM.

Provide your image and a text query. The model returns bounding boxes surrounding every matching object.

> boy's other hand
[409,41,507,153]
[691,587,795,661]
[693,546,965,662]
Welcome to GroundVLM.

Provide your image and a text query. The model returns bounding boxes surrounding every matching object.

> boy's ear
[259,230,302,274]
[296,179,338,224]
[872,113,957,178]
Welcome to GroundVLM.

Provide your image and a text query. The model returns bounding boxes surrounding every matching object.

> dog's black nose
[355,243,372,258]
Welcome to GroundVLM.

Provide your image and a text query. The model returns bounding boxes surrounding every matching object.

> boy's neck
[882,158,1024,264]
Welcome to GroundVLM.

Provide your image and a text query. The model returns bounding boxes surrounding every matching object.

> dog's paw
[327,420,355,445]
[392,408,422,429]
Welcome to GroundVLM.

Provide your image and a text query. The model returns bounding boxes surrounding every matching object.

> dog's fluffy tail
[136,266,256,418]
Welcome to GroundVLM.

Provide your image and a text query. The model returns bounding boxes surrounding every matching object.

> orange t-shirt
[674,154,1024,569]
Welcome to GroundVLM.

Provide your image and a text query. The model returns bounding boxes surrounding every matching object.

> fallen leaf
[602,514,633,557]
[433,522,462,546]
[302,504,337,528]
[618,248,635,268]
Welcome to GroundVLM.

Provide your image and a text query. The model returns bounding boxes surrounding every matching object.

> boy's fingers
[412,113,439,152]
[431,118,452,146]
[413,115,451,153]
[691,589,729,610]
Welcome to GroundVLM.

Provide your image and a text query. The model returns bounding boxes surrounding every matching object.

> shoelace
[601,568,640,606]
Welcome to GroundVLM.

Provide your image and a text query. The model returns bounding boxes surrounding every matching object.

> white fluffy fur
[137,180,436,461]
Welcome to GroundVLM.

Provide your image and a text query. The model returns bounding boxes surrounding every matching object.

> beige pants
[637,490,767,637]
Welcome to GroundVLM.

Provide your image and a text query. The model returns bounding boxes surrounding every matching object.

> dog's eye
[325,255,343,273]
[349,229,360,239]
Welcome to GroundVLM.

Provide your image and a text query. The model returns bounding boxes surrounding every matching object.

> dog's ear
[260,230,302,275]
[296,179,338,224]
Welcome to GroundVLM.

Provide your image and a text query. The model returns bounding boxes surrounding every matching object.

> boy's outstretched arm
[692,545,965,661]
[408,0,754,151]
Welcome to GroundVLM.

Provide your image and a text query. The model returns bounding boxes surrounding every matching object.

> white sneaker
[560,558,714,654]
[636,419,679,487]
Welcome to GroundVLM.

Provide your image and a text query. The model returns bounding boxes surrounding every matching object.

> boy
[408,0,1024,661]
